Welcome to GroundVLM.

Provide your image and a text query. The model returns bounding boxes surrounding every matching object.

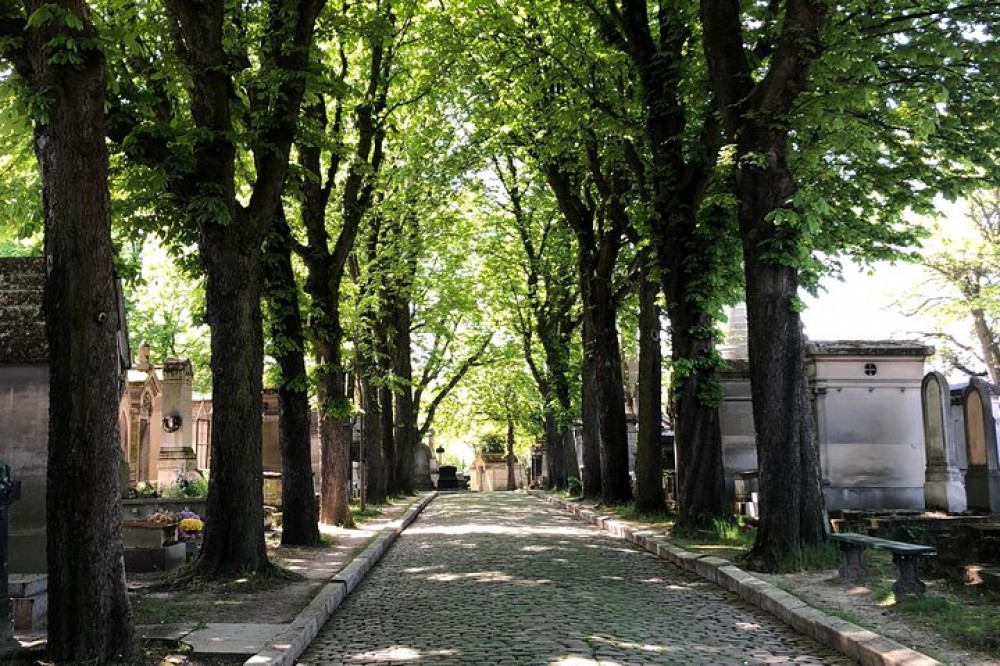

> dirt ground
[756,569,999,665]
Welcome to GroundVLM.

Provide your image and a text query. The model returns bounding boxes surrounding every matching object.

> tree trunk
[739,133,826,571]
[318,369,354,526]
[580,311,602,498]
[360,372,381,506]
[669,305,727,529]
[699,0,828,571]
[506,414,517,490]
[592,310,631,505]
[377,380,394,501]
[635,261,665,512]
[971,307,1000,385]
[262,209,319,546]
[393,296,417,494]
[20,3,138,658]
[544,413,565,489]
[197,229,270,573]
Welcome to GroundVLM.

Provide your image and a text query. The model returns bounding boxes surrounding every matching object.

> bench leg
[892,554,926,600]
[837,543,868,582]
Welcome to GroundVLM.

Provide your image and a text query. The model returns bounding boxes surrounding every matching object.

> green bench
[828,532,936,600]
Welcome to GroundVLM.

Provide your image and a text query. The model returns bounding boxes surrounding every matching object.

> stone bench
[829,532,935,600]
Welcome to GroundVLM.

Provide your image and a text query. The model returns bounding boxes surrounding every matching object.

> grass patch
[776,542,842,572]
[350,504,383,520]
[606,501,675,531]
[896,589,1000,657]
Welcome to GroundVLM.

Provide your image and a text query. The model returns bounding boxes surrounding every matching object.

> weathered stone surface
[0,258,46,364]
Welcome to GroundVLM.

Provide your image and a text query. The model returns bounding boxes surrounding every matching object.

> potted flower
[177,511,204,559]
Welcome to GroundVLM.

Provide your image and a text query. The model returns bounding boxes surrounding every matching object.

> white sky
[800,261,935,342]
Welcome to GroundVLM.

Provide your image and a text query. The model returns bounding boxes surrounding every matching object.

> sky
[799,261,936,342]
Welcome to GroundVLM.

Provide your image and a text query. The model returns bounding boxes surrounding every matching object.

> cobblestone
[299,493,853,665]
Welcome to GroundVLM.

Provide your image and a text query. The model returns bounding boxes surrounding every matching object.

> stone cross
[0,462,21,644]
[921,372,967,512]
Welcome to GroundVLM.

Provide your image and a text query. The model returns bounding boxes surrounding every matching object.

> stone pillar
[922,372,967,512]
[157,358,197,483]
[963,378,1000,512]
[1,463,22,644]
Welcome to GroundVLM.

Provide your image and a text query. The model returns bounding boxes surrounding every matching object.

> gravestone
[922,372,967,512]
[962,378,1000,512]
[1,462,21,644]
[436,466,466,491]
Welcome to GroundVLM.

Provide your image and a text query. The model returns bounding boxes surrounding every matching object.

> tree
[108,0,325,574]
[906,192,1000,383]
[0,0,137,659]
[262,207,321,546]
[582,0,739,527]
[488,152,581,490]
[701,0,830,570]
[702,0,1000,569]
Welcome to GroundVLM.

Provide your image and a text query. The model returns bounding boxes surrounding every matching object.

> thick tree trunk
[197,230,270,573]
[580,313,602,497]
[635,263,665,512]
[360,373,382,505]
[600,0,730,526]
[699,0,828,570]
[23,4,137,658]
[318,371,354,526]
[739,133,826,571]
[669,306,727,529]
[393,297,417,494]
[376,379,394,501]
[506,415,517,490]
[262,210,319,546]
[588,272,631,505]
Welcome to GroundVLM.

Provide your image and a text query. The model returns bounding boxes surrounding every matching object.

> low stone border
[532,491,940,666]
[244,492,437,666]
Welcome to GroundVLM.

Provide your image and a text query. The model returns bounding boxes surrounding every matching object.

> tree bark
[9,1,138,659]
[159,0,324,575]
[738,143,827,569]
[588,271,632,505]
[635,258,665,512]
[601,0,729,527]
[506,414,517,490]
[701,0,829,569]
[393,296,417,494]
[579,289,603,498]
[262,208,320,546]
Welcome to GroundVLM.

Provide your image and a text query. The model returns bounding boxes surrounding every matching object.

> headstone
[156,358,197,482]
[962,378,1000,512]
[436,466,466,491]
[0,462,22,643]
[922,372,967,512]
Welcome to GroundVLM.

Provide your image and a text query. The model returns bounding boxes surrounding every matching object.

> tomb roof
[806,339,934,357]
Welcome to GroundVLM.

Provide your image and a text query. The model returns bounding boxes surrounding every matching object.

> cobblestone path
[299,493,853,665]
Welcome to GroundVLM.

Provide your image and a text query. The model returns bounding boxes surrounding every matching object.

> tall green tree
[262,207,321,546]
[0,0,137,659]
[907,192,1000,383]
[582,0,740,527]
[703,0,1000,568]
[109,0,325,574]
[488,152,581,490]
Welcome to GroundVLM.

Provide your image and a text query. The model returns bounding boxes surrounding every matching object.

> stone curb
[530,491,940,666]
[244,492,437,666]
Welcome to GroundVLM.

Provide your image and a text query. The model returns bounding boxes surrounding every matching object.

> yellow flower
[179,517,203,533]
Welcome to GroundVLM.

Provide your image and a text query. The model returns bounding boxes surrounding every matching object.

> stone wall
[0,257,48,573]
